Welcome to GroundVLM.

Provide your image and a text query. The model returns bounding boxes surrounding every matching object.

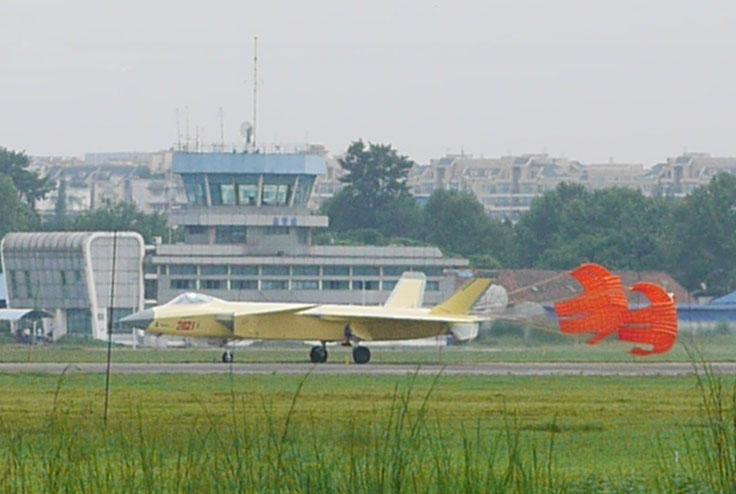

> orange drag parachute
[617,283,678,356]
[553,264,678,356]
[553,264,628,345]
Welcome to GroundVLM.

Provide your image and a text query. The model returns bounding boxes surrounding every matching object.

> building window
[170,265,197,276]
[292,280,319,290]
[220,184,236,205]
[170,279,196,290]
[183,180,206,205]
[262,184,291,206]
[262,265,289,276]
[215,226,247,244]
[265,226,289,235]
[231,265,258,276]
[416,266,444,277]
[74,270,82,283]
[24,271,32,298]
[8,271,18,295]
[382,280,397,291]
[352,280,379,291]
[383,266,411,276]
[144,279,158,299]
[261,280,288,290]
[426,281,440,291]
[66,309,92,337]
[292,265,319,276]
[238,184,259,206]
[186,225,207,235]
[201,265,228,276]
[201,279,225,290]
[323,265,349,276]
[324,280,349,290]
[159,265,168,275]
[60,271,67,286]
[353,266,380,276]
[297,228,309,245]
[232,279,258,290]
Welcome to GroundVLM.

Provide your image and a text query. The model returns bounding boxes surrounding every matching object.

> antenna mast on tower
[252,36,258,150]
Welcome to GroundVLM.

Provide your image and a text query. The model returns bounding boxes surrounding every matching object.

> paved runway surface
[0,362,735,377]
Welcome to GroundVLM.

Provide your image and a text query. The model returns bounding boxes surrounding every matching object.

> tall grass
[0,370,569,493]
[656,348,736,493]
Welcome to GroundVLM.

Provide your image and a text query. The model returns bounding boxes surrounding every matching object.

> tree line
[323,141,736,295]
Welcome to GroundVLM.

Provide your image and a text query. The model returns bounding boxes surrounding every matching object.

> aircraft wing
[231,303,316,318]
[298,306,480,324]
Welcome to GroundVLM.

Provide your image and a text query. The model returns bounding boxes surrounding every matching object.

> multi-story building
[147,151,469,307]
[649,153,736,198]
[1,232,145,341]
[409,154,583,221]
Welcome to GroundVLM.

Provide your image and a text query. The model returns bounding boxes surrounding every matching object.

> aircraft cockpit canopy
[165,292,222,306]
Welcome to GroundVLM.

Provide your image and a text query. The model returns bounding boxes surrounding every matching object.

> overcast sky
[2,1,736,164]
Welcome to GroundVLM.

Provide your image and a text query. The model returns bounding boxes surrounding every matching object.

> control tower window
[221,184,236,205]
[262,184,292,206]
[238,184,259,206]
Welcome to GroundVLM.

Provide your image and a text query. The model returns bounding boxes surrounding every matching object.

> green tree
[516,184,673,271]
[0,176,39,241]
[68,203,174,244]
[0,147,52,208]
[671,173,736,293]
[422,189,516,264]
[324,140,422,237]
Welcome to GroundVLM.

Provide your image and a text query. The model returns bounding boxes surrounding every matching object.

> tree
[422,189,516,264]
[324,140,422,236]
[515,184,673,271]
[0,176,39,241]
[671,173,736,294]
[67,203,175,244]
[52,178,68,228]
[0,147,52,208]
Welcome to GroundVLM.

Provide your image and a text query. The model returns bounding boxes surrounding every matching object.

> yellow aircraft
[121,273,491,364]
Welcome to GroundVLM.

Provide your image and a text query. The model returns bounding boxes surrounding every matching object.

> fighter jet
[120,273,491,364]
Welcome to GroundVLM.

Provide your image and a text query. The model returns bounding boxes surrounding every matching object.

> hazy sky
[2,1,736,164]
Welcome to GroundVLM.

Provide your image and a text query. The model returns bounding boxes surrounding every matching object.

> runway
[0,362,734,377]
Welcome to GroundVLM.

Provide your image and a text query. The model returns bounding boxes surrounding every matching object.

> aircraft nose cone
[119,309,154,329]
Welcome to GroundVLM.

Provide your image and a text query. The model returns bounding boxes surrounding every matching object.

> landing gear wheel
[352,346,371,364]
[222,351,234,363]
[309,345,328,364]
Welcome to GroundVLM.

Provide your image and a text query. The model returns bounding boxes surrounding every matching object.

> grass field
[0,368,731,492]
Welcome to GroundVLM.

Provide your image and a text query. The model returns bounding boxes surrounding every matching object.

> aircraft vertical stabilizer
[429,279,492,315]
[384,272,426,309]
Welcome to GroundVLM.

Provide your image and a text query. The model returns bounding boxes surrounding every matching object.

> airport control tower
[149,151,468,306]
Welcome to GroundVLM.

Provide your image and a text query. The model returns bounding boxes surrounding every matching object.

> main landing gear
[308,344,371,364]
[221,350,234,363]
[310,344,328,363]
[352,346,371,364]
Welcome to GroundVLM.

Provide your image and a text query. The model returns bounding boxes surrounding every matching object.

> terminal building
[147,152,469,307]
[1,232,145,340]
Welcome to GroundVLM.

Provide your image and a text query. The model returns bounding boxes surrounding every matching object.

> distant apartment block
[409,152,736,221]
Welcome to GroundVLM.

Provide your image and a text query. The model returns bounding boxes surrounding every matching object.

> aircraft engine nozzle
[449,323,479,342]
